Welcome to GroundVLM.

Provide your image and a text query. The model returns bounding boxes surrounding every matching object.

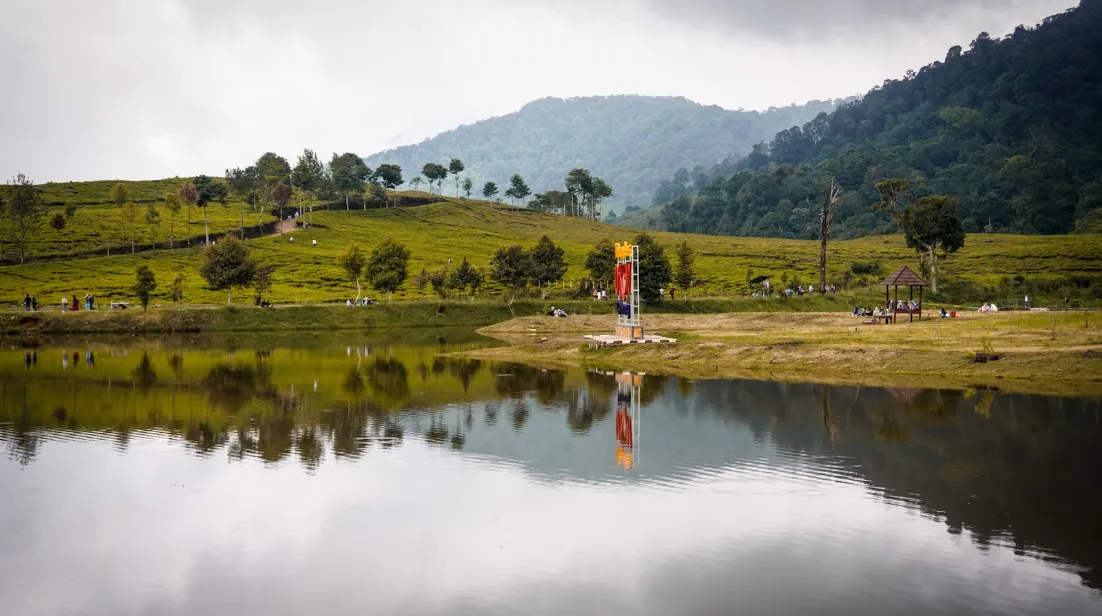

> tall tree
[410,177,423,192]
[163,192,182,249]
[254,264,275,306]
[109,182,130,208]
[586,176,613,219]
[268,180,291,221]
[330,152,370,210]
[292,149,324,226]
[145,201,160,248]
[461,177,473,199]
[226,166,259,239]
[585,239,616,290]
[504,174,531,208]
[121,201,138,254]
[421,163,448,194]
[565,168,592,217]
[64,203,78,254]
[818,179,840,293]
[675,241,695,296]
[366,239,411,302]
[482,181,499,201]
[193,175,228,245]
[133,265,157,311]
[448,257,485,301]
[255,152,291,186]
[49,212,66,255]
[634,233,672,302]
[178,182,198,245]
[448,158,465,197]
[374,164,404,208]
[527,235,566,298]
[490,245,529,304]
[338,243,369,302]
[199,235,257,304]
[902,195,965,293]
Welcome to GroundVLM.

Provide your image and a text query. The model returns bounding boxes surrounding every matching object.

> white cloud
[0,0,1078,182]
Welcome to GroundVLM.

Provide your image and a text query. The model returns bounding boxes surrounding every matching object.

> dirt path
[272,218,295,236]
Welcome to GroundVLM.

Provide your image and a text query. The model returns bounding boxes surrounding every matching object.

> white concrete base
[584,334,677,346]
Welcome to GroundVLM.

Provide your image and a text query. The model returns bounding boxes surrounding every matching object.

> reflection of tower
[615,372,642,469]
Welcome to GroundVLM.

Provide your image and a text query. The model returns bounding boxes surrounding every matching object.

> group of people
[546,306,568,317]
[346,297,378,306]
[20,294,39,311]
[979,303,1000,312]
[852,306,891,317]
[780,284,839,297]
[58,294,96,311]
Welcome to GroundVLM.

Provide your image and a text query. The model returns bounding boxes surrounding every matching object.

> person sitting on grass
[940,308,948,319]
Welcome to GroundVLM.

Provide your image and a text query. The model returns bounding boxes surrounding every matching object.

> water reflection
[0,335,1101,614]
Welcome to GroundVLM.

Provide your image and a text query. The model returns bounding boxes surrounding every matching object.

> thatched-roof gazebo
[880,266,928,323]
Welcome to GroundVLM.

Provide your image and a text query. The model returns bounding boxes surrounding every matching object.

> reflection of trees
[425,415,448,444]
[494,363,565,404]
[201,361,274,413]
[511,401,530,432]
[691,380,1102,591]
[168,354,183,380]
[448,359,483,393]
[484,401,499,425]
[131,353,158,391]
[295,426,324,472]
[367,358,409,403]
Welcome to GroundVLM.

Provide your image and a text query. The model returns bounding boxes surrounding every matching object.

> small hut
[880,266,927,323]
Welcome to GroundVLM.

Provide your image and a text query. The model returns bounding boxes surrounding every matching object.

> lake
[1,331,1100,615]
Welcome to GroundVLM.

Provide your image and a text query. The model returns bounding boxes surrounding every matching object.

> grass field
[2,179,1100,308]
[461,311,1102,396]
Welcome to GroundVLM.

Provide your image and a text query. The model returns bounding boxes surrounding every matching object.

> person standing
[31,296,38,311]
[23,294,31,311]
[61,295,68,311]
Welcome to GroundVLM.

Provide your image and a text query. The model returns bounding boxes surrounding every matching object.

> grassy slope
[461,311,1102,397]
[18,178,280,259]
[2,178,1100,306]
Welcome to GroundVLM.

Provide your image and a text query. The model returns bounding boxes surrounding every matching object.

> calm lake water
[1,330,1100,616]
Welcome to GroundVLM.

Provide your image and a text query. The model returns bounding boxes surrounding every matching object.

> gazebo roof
[880,266,928,287]
[749,275,771,284]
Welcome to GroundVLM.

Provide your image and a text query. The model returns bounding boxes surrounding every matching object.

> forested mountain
[656,0,1102,239]
[364,96,845,212]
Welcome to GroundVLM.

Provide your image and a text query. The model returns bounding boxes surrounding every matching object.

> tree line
[654,0,1102,238]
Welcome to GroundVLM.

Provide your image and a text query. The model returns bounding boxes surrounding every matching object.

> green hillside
[364,95,846,213]
[2,180,1100,307]
[653,0,1102,238]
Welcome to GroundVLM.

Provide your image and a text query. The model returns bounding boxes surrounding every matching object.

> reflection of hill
[2,343,1100,591]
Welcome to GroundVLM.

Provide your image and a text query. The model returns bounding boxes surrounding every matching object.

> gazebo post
[893,285,899,324]
[919,286,923,320]
[909,286,914,322]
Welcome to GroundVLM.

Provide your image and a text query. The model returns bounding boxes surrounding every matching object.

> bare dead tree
[819,179,841,293]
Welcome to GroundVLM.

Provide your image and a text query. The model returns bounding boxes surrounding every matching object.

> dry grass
[462,311,1102,396]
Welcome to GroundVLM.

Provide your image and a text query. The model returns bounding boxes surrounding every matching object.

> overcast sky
[0,0,1076,182]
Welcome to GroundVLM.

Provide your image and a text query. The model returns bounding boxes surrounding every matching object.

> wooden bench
[871,314,894,324]
[110,302,129,310]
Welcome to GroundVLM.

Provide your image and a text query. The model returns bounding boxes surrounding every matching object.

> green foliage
[366,239,411,299]
[585,239,616,288]
[374,164,404,190]
[490,245,529,298]
[421,163,448,194]
[527,235,566,288]
[291,149,325,194]
[338,243,369,300]
[448,158,465,196]
[675,240,695,292]
[364,95,844,211]
[447,257,484,298]
[171,274,184,303]
[256,152,291,185]
[652,2,1102,237]
[461,177,473,199]
[109,182,130,207]
[634,233,671,302]
[193,175,227,207]
[482,181,498,200]
[254,264,276,306]
[330,153,370,208]
[6,174,47,263]
[504,174,531,205]
[428,268,448,299]
[133,265,157,311]
[199,235,257,304]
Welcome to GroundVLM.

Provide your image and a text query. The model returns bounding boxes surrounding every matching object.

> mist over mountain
[364,95,848,212]
[650,0,1102,238]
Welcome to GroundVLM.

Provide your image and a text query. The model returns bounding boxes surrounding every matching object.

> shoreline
[452,312,1102,397]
